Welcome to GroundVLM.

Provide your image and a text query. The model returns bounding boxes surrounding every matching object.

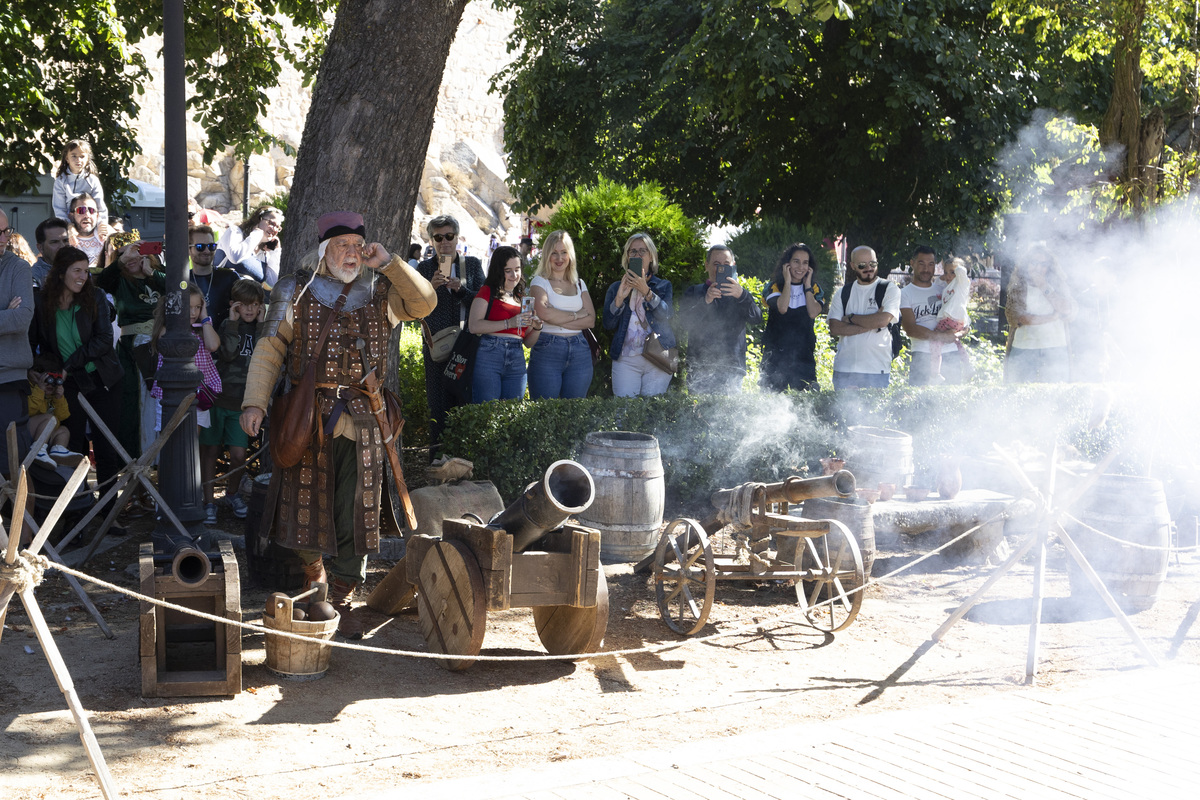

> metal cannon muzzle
[489,460,595,552]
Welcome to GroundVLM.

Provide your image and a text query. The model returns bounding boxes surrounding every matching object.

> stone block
[229,154,275,197]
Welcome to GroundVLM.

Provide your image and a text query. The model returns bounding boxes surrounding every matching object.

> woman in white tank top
[527,230,596,398]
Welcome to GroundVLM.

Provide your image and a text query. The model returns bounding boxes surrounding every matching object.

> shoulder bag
[577,279,601,365]
[643,331,679,375]
[442,292,495,404]
[422,318,459,363]
[269,283,351,469]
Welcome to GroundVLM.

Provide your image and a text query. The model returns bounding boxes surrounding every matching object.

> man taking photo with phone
[680,245,762,395]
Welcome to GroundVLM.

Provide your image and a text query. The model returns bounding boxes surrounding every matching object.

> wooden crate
[139,539,242,697]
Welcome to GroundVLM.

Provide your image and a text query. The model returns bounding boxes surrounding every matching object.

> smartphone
[438,253,453,278]
[520,296,535,316]
[628,256,643,277]
[715,264,736,285]
[138,241,163,256]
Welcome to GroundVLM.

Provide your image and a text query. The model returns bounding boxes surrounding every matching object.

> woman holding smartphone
[761,243,826,392]
[602,233,676,397]
[527,230,595,399]
[468,245,541,403]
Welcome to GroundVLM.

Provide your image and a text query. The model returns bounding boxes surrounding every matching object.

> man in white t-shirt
[899,245,965,385]
[828,246,901,389]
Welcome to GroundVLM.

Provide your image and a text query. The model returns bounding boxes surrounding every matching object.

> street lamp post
[153,0,205,550]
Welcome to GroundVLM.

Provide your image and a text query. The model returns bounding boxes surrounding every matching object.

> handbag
[442,293,495,404]
[422,318,460,363]
[269,283,351,469]
[643,331,679,375]
[582,328,602,365]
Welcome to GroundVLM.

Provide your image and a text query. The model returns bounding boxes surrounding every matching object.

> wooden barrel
[576,432,666,563]
[263,608,339,680]
[245,474,306,593]
[1062,475,1171,613]
[844,426,913,490]
[796,496,877,577]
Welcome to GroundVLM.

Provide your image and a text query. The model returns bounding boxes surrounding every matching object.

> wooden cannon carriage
[654,471,867,635]
[404,461,608,670]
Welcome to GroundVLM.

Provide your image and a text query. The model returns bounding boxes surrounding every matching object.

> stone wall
[130,2,524,252]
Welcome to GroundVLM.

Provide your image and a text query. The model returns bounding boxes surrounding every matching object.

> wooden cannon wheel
[654,518,716,636]
[416,540,487,671]
[797,518,865,632]
[532,572,609,659]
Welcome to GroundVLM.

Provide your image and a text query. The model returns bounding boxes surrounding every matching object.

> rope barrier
[1060,511,1200,552]
[36,507,1020,662]
[0,552,50,594]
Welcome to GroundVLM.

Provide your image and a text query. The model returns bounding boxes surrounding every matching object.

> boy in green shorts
[201,279,266,523]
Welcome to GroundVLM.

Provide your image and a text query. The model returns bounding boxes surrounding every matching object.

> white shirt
[828,278,901,374]
[1012,285,1067,349]
[899,280,945,354]
[531,275,587,336]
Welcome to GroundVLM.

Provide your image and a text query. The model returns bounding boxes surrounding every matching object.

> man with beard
[189,225,239,332]
[241,212,435,638]
[828,245,901,389]
[900,246,965,385]
[68,193,108,269]
[32,218,71,288]
[415,214,484,462]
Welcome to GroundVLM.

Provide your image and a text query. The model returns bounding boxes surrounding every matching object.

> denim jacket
[602,274,676,361]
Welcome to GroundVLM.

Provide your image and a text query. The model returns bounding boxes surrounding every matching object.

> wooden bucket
[796,496,877,577]
[262,589,339,680]
[844,426,913,490]
[1063,474,1171,613]
[576,431,666,563]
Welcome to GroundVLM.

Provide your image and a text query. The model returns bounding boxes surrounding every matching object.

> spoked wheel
[797,519,865,632]
[416,540,487,671]
[654,518,716,636]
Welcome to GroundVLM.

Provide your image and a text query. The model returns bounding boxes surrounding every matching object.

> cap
[317,211,365,243]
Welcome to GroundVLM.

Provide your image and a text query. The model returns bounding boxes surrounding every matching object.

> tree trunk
[1099,0,1147,209]
[282,0,470,275]
[1138,105,1166,206]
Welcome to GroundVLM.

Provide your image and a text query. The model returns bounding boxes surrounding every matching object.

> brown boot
[302,559,327,591]
[330,579,363,640]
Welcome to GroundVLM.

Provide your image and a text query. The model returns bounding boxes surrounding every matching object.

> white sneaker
[48,445,84,465]
[34,446,57,468]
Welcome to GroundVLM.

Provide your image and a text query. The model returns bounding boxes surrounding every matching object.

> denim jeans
[472,335,527,403]
[832,370,890,390]
[528,333,593,399]
[1006,345,1069,384]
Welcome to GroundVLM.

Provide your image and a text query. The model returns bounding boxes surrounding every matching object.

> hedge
[441,383,1132,505]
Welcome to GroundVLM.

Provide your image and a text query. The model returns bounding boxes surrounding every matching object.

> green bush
[442,383,1124,506]
[726,217,839,290]
[395,325,430,447]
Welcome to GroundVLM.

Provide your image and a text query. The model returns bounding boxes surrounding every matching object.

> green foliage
[0,2,334,193]
[727,217,840,287]
[395,325,430,447]
[442,382,1133,506]
[496,0,1111,263]
[542,179,707,394]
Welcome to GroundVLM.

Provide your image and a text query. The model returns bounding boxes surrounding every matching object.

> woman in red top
[468,246,542,402]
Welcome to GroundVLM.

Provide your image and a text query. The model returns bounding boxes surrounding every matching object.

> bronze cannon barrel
[709,470,856,511]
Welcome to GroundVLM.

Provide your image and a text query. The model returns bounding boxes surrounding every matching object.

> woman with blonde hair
[527,229,595,398]
[602,233,676,396]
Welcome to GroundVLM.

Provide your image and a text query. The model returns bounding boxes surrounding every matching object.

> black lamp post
[153,0,204,550]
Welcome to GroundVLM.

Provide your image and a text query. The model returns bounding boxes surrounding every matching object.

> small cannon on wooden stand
[405,461,608,670]
[655,471,867,635]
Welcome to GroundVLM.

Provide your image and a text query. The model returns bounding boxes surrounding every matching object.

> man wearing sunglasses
[190,225,239,331]
[68,193,108,269]
[415,214,484,462]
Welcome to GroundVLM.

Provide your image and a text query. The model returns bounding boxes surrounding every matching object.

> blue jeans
[1006,346,1069,384]
[528,333,593,399]
[832,370,890,390]
[472,336,527,403]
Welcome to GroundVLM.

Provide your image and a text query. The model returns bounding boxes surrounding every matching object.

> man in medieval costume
[241,212,436,638]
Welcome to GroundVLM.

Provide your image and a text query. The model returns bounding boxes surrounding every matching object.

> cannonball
[292,604,308,622]
[307,601,337,621]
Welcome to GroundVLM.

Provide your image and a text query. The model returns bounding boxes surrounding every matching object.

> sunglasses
[74,207,98,215]
[432,234,457,243]
[0,227,13,236]
[192,243,217,252]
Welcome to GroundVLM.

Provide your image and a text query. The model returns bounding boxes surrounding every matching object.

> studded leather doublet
[274,274,391,556]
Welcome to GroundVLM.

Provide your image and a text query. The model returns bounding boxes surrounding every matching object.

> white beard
[324,260,362,284]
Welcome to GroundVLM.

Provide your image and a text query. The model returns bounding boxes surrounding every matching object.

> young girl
[468,246,541,403]
[928,257,973,381]
[52,140,108,223]
[150,286,221,468]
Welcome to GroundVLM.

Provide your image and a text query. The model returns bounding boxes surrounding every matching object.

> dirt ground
[2,507,1199,800]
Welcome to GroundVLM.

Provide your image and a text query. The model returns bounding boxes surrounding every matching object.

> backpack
[840,280,903,360]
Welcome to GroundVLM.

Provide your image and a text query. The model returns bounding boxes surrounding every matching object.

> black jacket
[30,294,124,394]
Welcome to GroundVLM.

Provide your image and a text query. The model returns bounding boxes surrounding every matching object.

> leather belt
[315,383,363,435]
